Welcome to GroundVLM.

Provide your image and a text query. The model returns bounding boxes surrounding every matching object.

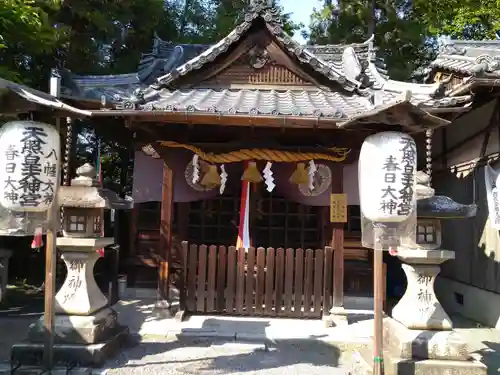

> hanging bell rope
[242,161,263,183]
[290,163,309,185]
[159,141,350,163]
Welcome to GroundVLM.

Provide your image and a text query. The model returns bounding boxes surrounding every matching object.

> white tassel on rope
[192,154,200,184]
[263,162,275,192]
[220,165,228,194]
[308,160,317,191]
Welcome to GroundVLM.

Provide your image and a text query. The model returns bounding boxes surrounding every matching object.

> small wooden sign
[330,193,347,223]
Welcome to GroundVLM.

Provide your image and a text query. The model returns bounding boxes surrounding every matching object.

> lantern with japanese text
[0,121,60,212]
[358,131,417,249]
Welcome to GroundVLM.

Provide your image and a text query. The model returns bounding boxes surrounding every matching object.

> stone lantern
[17,163,133,366]
[376,174,486,373]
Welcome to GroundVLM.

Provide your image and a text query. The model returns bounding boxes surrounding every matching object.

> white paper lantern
[0,121,61,212]
[358,131,417,222]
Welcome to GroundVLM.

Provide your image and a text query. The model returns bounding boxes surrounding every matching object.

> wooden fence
[181,243,339,318]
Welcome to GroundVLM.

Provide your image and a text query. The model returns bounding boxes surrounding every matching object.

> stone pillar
[391,262,452,330]
[55,250,108,315]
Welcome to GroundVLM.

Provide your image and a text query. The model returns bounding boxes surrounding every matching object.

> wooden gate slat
[303,249,314,317]
[283,248,294,314]
[255,247,266,315]
[196,245,208,312]
[206,245,217,312]
[226,246,237,314]
[323,246,334,316]
[186,244,198,312]
[245,247,256,315]
[293,248,304,317]
[275,248,285,316]
[216,246,227,311]
[264,248,275,315]
[235,247,246,314]
[313,248,324,317]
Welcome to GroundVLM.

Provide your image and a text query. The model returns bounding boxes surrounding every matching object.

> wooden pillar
[158,160,174,301]
[331,165,344,310]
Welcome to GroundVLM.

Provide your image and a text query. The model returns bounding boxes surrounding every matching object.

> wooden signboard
[330,193,347,223]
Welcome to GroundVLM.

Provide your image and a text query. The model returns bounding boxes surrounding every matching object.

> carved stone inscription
[392,263,452,330]
[55,250,108,316]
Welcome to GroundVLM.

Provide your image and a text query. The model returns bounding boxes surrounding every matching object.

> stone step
[350,346,487,375]
[10,326,130,369]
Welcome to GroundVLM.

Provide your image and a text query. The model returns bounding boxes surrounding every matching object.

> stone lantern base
[350,249,487,375]
[11,238,131,368]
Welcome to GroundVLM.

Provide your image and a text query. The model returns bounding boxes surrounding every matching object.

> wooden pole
[373,248,384,375]
[331,165,344,310]
[159,161,173,302]
[43,70,61,371]
[43,118,60,371]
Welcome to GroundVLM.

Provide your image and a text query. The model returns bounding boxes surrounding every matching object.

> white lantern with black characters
[0,121,61,212]
[358,131,417,249]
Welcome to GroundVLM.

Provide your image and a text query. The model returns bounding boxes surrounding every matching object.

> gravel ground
[105,337,353,375]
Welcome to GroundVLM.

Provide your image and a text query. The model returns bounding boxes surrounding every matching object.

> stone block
[11,325,130,368]
[384,317,469,361]
[28,308,119,345]
[350,346,487,375]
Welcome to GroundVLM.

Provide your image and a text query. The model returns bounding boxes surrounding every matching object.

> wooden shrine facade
[56,0,474,319]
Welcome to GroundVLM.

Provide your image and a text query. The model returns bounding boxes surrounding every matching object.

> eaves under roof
[421,39,500,96]
[0,77,91,117]
[430,39,500,77]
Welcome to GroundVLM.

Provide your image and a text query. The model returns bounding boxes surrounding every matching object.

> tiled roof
[117,88,471,119]
[58,0,474,118]
[150,0,361,92]
[61,73,142,103]
[105,88,453,131]
[0,77,91,116]
[430,40,500,77]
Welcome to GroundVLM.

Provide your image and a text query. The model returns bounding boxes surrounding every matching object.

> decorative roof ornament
[440,43,467,56]
[472,54,500,76]
[246,0,282,26]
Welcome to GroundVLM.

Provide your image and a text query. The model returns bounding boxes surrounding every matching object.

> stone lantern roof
[415,171,477,219]
[57,163,133,210]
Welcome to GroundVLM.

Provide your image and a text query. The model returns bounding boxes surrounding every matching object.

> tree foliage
[416,0,500,40]
[0,0,59,83]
